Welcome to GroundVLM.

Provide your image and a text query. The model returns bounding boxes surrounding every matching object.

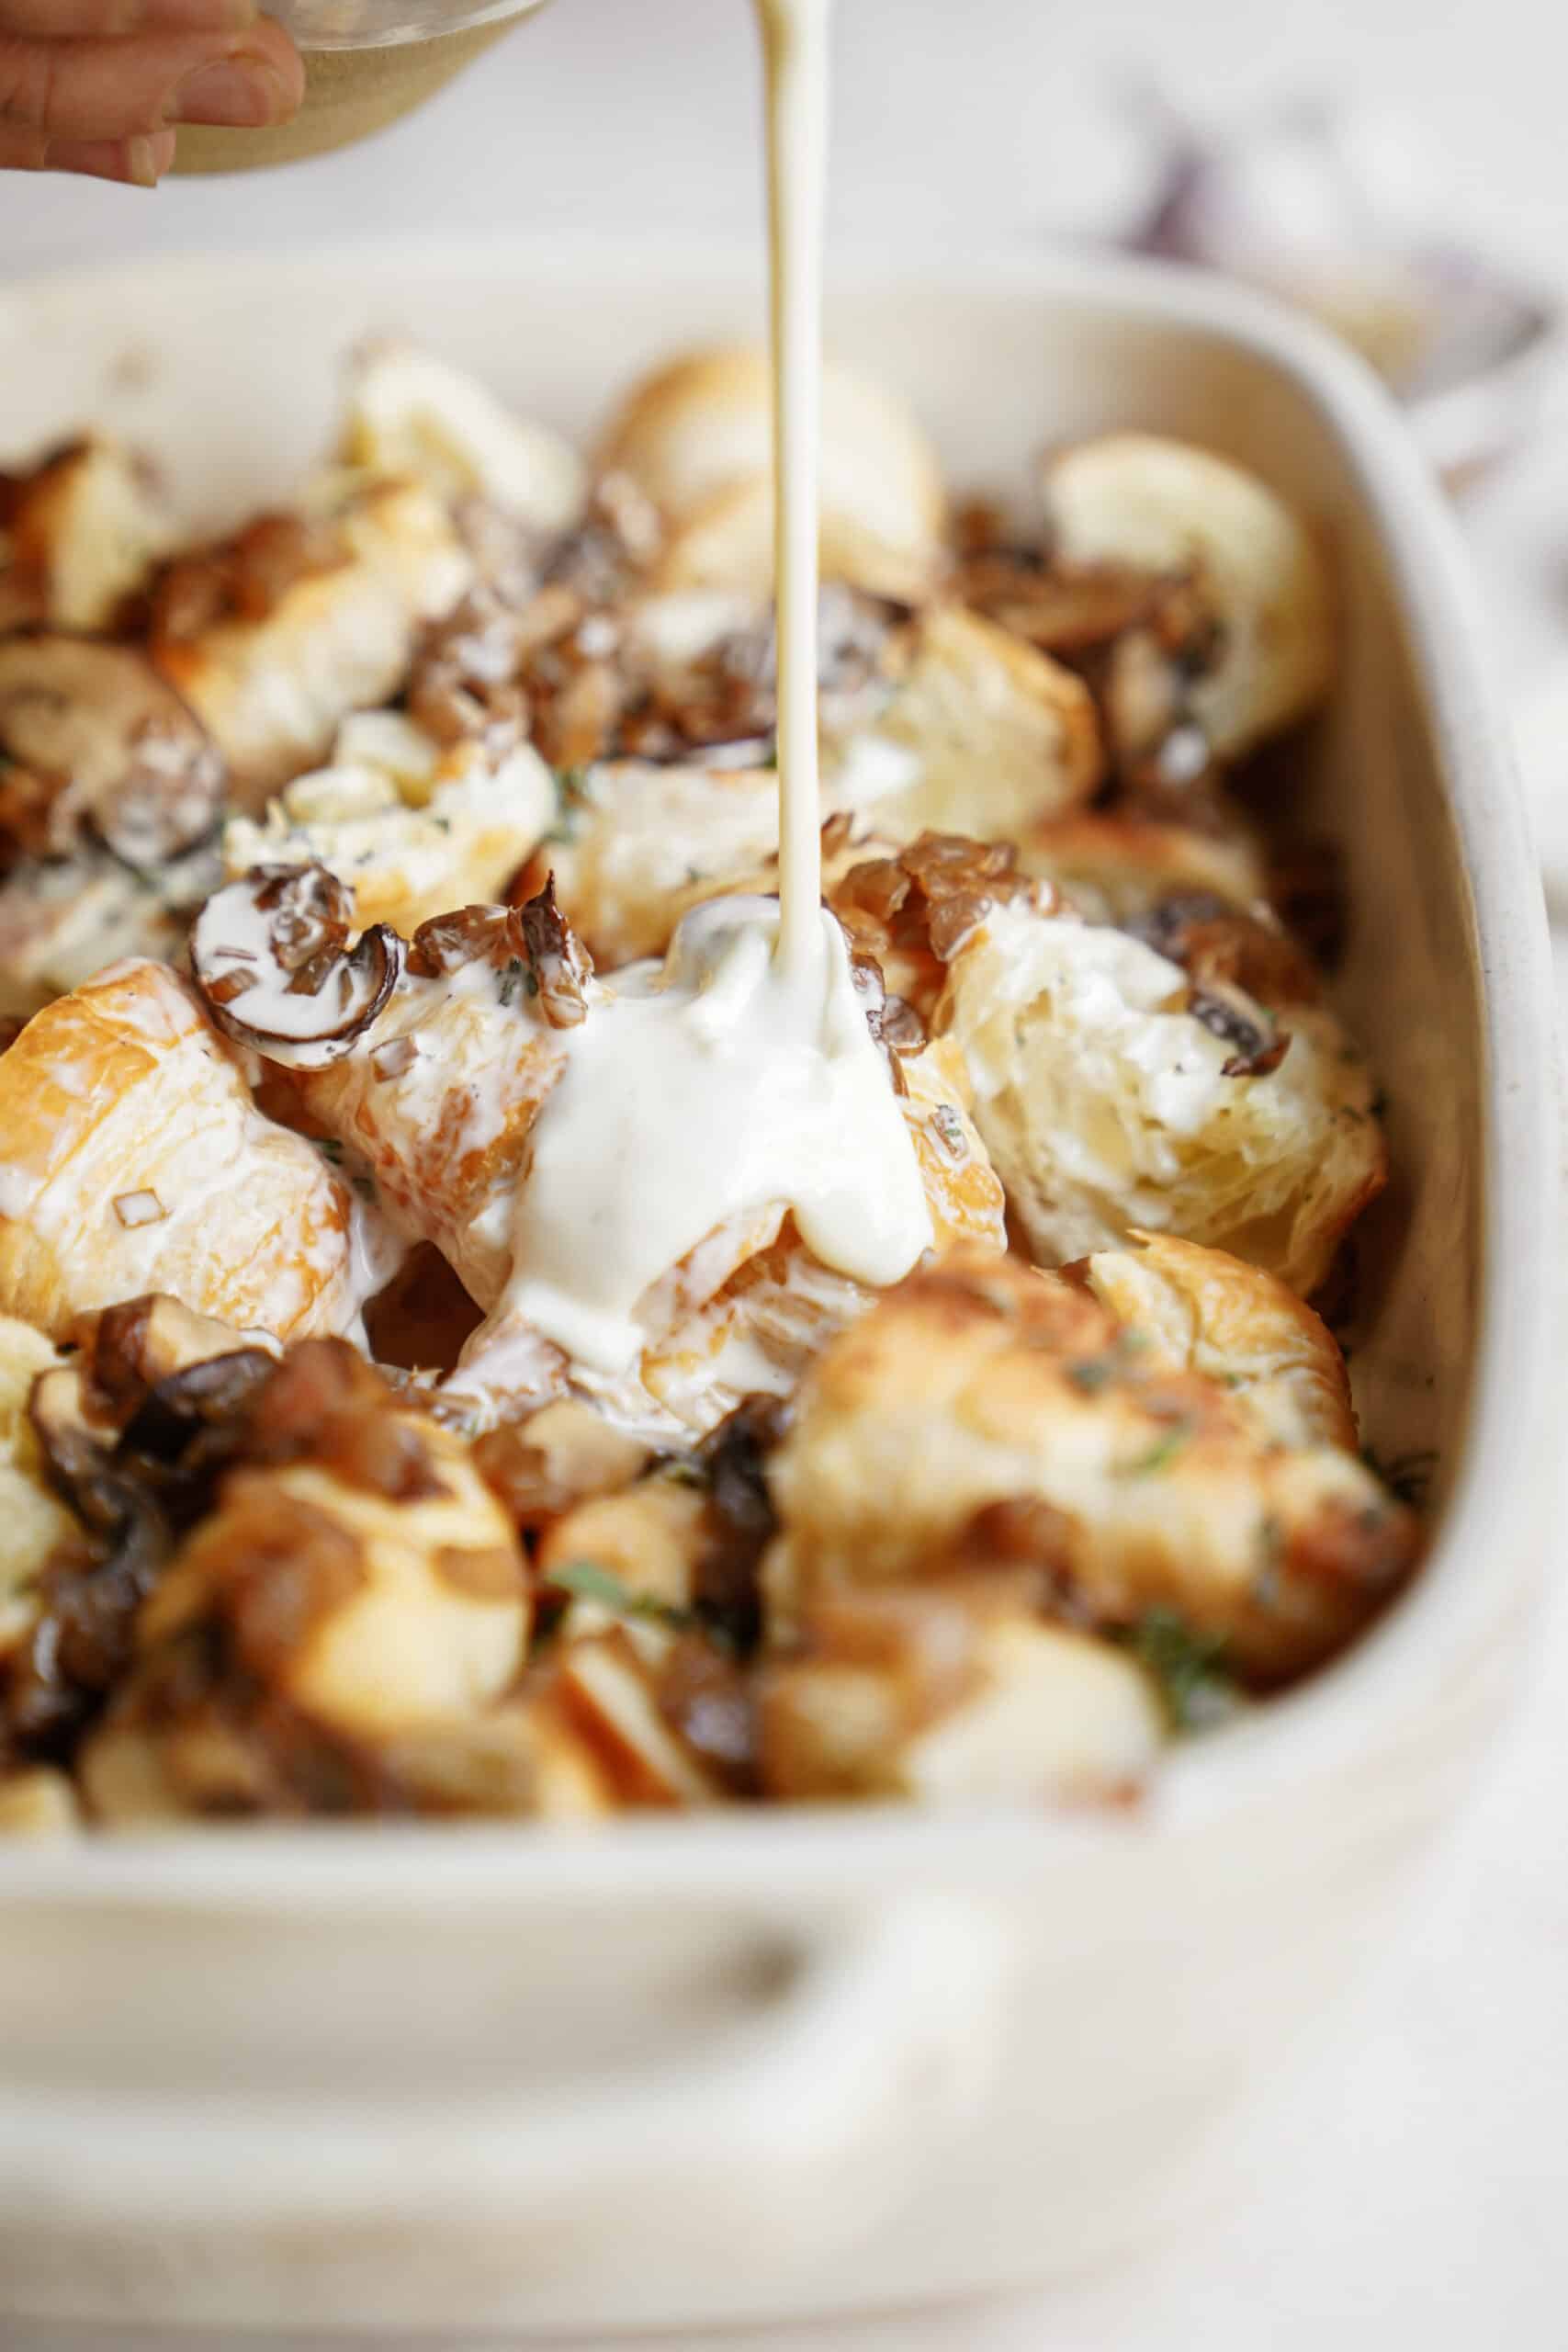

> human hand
[0,1,304,186]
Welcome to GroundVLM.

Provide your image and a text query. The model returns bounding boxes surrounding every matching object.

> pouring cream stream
[203,0,932,1392]
[491,0,931,1382]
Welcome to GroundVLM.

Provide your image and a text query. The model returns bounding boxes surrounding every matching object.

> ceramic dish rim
[0,239,1553,1903]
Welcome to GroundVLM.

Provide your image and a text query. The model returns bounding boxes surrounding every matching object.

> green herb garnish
[545,1559,693,1632]
[1123,1606,1238,1731]
[1122,1418,1193,1476]
[545,764,593,844]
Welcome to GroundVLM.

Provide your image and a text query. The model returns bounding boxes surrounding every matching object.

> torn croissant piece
[221,707,555,938]
[446,1017,1002,1441]
[1016,808,1268,925]
[759,1586,1166,1803]
[0,1312,85,1666]
[829,604,1102,842]
[763,1248,1420,1685]
[597,345,948,603]
[1041,435,1336,763]
[516,758,784,968]
[0,435,170,633]
[340,340,587,538]
[0,957,389,1346]
[0,1294,280,1770]
[148,477,473,807]
[1077,1232,1359,1453]
[0,1767,82,1837]
[0,632,224,876]
[0,842,217,1020]
[78,1341,531,1822]
[198,869,1003,1439]
[931,883,1384,1294]
[510,585,907,962]
[199,879,576,1308]
[534,1626,735,1808]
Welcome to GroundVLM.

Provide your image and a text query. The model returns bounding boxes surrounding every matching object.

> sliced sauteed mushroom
[190,864,402,1069]
[0,631,224,872]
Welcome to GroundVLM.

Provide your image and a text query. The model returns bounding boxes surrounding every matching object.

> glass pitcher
[174,0,554,173]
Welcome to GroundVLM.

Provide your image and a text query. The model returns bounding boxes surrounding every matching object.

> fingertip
[43,129,179,186]
[120,127,179,183]
[248,13,306,113]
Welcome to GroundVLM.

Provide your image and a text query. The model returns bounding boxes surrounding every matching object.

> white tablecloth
[2,5,1565,2343]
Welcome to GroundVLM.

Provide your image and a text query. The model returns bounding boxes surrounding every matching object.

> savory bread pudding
[0,339,1413,1830]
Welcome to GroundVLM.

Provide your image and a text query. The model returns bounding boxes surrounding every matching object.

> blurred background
[2,4,1566,2346]
[2,0,1565,276]
[9,0,1568,872]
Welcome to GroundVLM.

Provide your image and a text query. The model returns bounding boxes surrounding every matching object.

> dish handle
[0,1892,1010,2278]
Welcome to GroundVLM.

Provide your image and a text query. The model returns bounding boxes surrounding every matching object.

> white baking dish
[0,243,1554,2338]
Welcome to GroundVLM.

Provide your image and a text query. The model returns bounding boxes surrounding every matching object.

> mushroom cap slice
[1042,434,1336,760]
[191,864,401,1069]
[0,630,224,871]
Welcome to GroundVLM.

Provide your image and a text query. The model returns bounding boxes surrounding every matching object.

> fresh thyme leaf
[546,763,592,845]
[313,1137,344,1164]
[496,956,527,1008]
[1123,1606,1237,1731]
[1122,1418,1193,1476]
[1066,1356,1115,1396]
[661,1459,707,1489]
[545,1558,694,1632]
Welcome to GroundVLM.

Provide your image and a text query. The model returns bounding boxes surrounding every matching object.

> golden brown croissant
[150,477,472,806]
[597,345,947,604]
[79,1341,531,1821]
[193,871,1005,1437]
[0,959,389,1345]
[764,1247,1418,1685]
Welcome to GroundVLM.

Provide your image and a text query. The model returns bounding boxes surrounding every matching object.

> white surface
[0,5,1565,2345]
